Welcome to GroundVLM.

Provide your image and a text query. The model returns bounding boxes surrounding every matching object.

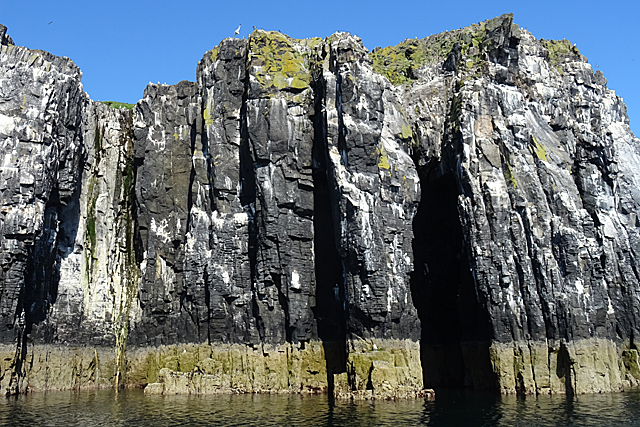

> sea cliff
[0,14,639,396]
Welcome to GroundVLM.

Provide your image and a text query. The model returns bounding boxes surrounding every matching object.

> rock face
[392,15,640,394]
[0,40,86,344]
[0,14,639,396]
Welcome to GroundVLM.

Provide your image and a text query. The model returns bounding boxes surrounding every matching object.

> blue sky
[2,1,639,134]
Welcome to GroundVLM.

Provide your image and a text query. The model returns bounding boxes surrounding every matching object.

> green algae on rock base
[135,339,428,399]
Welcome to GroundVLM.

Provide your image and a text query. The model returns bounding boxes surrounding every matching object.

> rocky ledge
[0,14,639,397]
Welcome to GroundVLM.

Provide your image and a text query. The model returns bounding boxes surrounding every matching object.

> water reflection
[1,388,640,426]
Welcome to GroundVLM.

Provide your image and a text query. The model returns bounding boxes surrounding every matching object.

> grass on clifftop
[540,39,584,69]
[370,20,488,85]
[370,14,516,86]
[101,101,135,110]
[249,31,314,91]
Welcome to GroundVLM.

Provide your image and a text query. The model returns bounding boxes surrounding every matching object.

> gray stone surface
[130,81,201,345]
[0,39,86,345]
[0,25,14,46]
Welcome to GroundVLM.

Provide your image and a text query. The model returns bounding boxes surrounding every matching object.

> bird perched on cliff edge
[234,24,241,38]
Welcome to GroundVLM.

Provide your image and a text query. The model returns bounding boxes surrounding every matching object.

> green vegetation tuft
[541,39,583,70]
[249,31,312,91]
[101,101,135,110]
[370,20,488,85]
[370,14,518,86]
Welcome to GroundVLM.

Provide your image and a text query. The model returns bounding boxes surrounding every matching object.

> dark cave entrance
[410,166,497,391]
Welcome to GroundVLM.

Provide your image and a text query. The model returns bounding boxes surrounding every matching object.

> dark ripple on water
[2,388,640,426]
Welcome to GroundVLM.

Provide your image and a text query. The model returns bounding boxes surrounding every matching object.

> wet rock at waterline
[0,13,639,397]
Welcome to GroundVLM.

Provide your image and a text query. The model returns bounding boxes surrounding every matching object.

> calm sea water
[1,388,640,426]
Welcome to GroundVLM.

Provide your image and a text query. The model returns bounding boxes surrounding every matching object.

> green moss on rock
[249,31,312,91]
[622,349,640,380]
[541,39,584,69]
[370,19,489,85]
[370,14,519,86]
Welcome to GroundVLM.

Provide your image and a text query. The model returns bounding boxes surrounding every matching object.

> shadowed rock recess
[0,14,639,397]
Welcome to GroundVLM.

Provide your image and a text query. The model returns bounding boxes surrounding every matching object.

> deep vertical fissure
[311,73,347,392]
[114,109,139,390]
[184,113,198,237]
[24,189,61,336]
[239,52,262,343]
[335,74,348,168]
[200,92,217,215]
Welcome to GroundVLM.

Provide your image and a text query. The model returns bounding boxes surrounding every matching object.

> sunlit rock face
[0,14,639,396]
[398,14,640,394]
[0,40,87,345]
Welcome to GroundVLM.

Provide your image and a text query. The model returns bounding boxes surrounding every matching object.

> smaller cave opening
[23,186,70,342]
[411,166,496,391]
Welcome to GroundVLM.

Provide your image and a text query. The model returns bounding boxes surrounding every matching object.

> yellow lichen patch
[173,133,179,140]
[531,135,548,162]
[249,31,311,91]
[209,46,220,62]
[376,145,391,170]
[203,99,214,127]
[401,124,413,140]
[300,37,323,50]
[27,53,39,66]
[503,162,517,188]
